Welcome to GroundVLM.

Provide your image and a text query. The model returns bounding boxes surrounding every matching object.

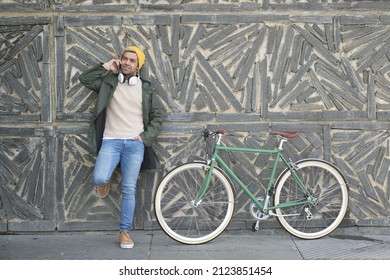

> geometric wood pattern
[0,127,54,231]
[0,0,389,232]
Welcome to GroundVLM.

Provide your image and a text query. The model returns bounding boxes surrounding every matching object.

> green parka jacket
[79,63,163,171]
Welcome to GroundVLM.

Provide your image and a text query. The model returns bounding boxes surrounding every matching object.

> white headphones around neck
[118,72,139,86]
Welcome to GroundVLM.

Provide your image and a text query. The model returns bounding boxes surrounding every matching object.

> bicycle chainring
[249,196,270,221]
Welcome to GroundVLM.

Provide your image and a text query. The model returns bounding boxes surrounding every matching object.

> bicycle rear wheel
[274,159,348,239]
[155,162,235,245]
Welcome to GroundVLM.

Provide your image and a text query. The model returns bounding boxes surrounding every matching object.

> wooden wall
[0,0,389,232]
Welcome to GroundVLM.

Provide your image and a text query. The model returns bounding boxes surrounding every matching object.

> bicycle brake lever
[202,129,211,138]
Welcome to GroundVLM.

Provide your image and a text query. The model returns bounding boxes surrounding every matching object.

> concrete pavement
[1,227,390,260]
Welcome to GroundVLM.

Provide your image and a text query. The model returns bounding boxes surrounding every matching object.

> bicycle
[154,129,349,245]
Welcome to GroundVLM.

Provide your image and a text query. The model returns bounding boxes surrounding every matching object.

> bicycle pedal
[252,221,260,232]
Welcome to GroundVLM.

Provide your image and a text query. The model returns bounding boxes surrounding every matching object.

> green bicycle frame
[194,140,313,211]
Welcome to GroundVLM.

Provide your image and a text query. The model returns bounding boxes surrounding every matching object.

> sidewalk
[1,227,390,260]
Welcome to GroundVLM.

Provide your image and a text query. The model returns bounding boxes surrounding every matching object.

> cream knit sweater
[103,81,144,139]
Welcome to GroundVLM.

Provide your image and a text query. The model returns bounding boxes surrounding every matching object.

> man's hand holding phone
[106,59,121,73]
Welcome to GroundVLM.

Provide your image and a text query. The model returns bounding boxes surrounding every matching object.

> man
[79,46,163,249]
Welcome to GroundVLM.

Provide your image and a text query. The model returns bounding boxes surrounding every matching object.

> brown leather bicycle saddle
[270,131,299,138]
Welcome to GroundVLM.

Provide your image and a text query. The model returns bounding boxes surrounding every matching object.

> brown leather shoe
[96,178,112,198]
[119,231,134,249]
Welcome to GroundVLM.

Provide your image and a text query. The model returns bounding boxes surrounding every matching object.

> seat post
[278,137,288,150]
[216,133,223,145]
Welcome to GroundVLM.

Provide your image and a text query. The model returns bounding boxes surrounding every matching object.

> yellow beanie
[121,46,146,71]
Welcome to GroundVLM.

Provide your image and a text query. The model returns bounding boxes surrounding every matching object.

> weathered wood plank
[293,24,338,65]
[235,27,266,90]
[196,51,243,111]
[270,53,317,108]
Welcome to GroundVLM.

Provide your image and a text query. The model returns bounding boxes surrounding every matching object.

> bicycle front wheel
[155,162,235,245]
[274,159,348,239]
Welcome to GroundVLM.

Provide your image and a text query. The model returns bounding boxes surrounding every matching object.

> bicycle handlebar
[203,129,299,139]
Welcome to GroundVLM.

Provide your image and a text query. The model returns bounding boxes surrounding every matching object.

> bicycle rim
[155,163,235,245]
[274,160,348,239]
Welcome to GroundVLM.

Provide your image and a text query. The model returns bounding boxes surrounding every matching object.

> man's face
[121,51,138,76]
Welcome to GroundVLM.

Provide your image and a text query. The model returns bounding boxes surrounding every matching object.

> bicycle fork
[192,160,216,206]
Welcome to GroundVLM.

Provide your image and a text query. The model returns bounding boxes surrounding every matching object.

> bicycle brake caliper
[288,158,298,170]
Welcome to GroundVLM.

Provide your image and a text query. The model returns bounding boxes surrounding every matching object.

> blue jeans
[92,139,144,232]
